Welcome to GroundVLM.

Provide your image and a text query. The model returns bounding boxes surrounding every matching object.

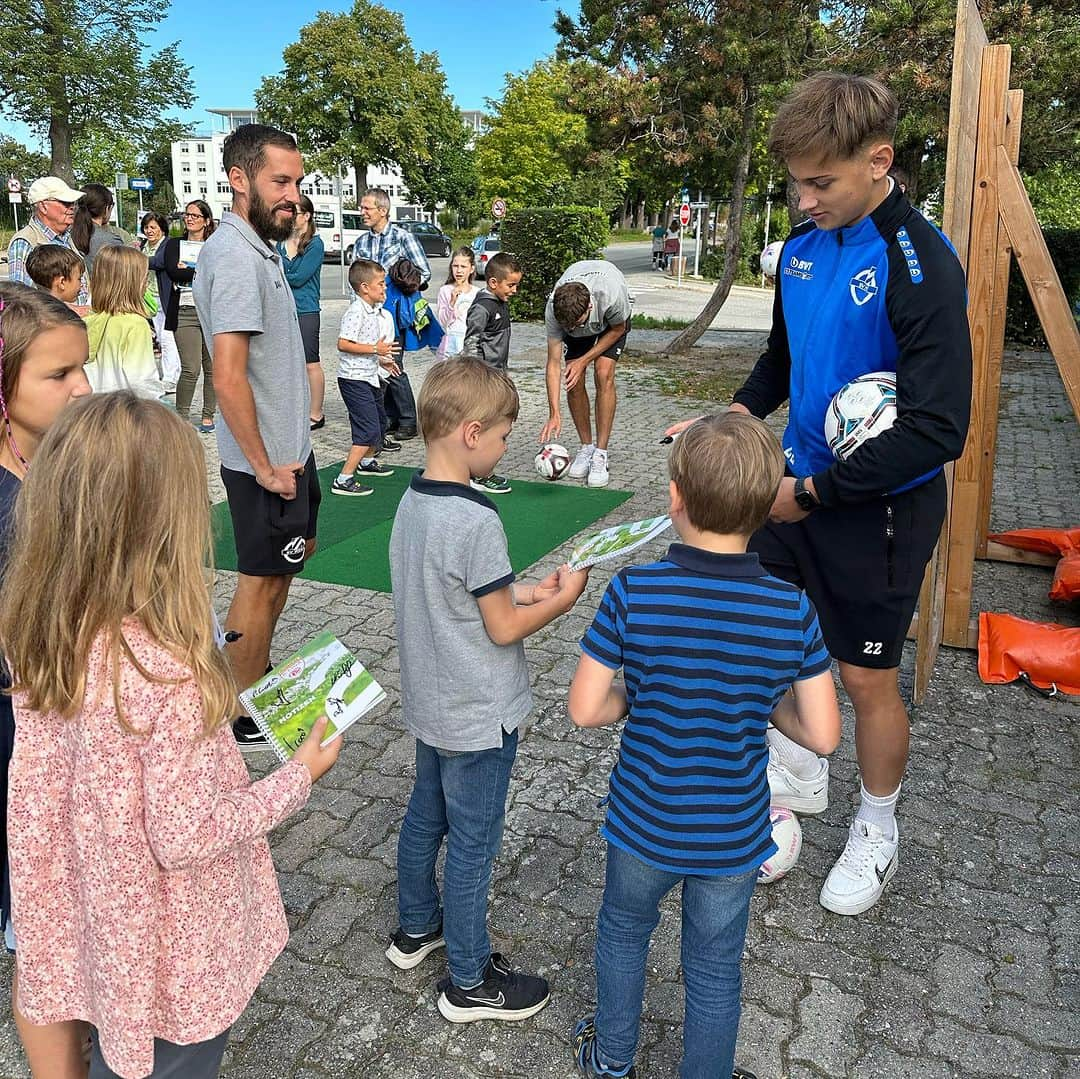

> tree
[475,61,590,209]
[400,90,478,215]
[557,0,823,352]
[0,0,193,182]
[0,136,50,229]
[256,0,463,202]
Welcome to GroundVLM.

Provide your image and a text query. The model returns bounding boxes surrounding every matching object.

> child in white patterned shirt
[332,259,403,498]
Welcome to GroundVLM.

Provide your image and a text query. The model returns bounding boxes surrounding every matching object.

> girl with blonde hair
[0,393,341,1079]
[86,245,165,398]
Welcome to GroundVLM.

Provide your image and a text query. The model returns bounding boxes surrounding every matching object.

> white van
[313,209,369,261]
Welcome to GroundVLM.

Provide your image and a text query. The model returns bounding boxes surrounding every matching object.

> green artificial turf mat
[212,461,633,592]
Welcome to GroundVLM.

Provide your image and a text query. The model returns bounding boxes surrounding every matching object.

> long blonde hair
[90,245,149,317]
[0,393,236,733]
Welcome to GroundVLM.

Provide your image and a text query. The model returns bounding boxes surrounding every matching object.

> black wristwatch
[794,476,819,512]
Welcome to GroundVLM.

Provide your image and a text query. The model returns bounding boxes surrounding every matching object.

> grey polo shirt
[193,210,311,475]
[544,259,632,339]
[389,473,533,752]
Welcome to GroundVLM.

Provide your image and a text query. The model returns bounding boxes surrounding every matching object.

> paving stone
[0,335,1075,1078]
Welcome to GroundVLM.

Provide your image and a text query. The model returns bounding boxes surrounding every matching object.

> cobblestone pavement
[0,305,1076,1078]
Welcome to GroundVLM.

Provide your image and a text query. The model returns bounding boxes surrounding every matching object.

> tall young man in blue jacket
[668,73,972,916]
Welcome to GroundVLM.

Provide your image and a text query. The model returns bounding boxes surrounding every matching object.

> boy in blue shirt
[568,413,841,1079]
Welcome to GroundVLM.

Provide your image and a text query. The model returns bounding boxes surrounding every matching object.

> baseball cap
[27,177,85,205]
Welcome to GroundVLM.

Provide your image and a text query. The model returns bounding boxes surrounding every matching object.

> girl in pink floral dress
[0,393,341,1079]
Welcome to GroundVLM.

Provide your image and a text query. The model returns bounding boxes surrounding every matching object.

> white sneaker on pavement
[587,449,610,488]
[767,746,829,814]
[819,819,899,916]
[568,444,595,480]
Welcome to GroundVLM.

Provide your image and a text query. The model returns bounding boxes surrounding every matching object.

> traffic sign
[128,177,154,191]
[491,198,507,219]
[7,177,20,193]
[679,202,692,228]
[8,192,21,204]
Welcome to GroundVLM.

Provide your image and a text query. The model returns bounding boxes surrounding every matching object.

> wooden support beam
[996,146,1080,423]
[943,44,1012,647]
[984,540,1058,568]
[975,89,1024,558]
[909,611,979,651]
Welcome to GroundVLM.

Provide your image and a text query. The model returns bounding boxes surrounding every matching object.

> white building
[170,107,428,234]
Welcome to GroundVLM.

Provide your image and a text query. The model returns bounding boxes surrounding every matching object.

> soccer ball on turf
[824,371,898,461]
[534,443,571,481]
[760,240,784,278]
[756,806,803,884]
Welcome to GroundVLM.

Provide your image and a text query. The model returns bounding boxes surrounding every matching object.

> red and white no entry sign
[679,202,692,227]
[7,177,21,193]
[492,198,507,219]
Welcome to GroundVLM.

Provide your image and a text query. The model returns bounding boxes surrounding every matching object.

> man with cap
[6,177,89,305]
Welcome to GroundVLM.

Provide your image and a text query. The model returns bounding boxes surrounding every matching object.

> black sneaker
[232,715,273,753]
[395,427,418,440]
[437,953,549,1024]
[573,1016,635,1076]
[380,436,402,453]
[331,475,374,496]
[385,925,446,970]
[356,459,394,477]
[733,1070,758,1079]
[470,474,512,495]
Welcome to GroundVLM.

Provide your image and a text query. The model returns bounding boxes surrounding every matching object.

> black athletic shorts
[220,451,321,577]
[338,378,386,448]
[564,329,629,362]
[749,471,946,669]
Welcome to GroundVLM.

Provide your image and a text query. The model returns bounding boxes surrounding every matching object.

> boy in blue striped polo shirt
[568,413,842,1079]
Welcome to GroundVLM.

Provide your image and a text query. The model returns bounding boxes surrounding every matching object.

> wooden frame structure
[912,0,1080,701]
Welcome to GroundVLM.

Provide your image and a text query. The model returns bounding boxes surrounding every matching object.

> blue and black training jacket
[732,183,972,506]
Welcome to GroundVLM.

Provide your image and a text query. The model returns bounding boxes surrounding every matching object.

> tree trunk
[668,86,757,354]
[353,160,369,196]
[48,110,74,183]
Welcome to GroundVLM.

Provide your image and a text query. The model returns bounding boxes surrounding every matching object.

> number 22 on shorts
[863,641,883,656]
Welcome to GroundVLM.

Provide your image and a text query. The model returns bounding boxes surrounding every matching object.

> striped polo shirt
[581,544,831,875]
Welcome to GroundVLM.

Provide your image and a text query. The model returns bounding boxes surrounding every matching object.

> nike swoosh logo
[465,991,505,1006]
[875,857,894,885]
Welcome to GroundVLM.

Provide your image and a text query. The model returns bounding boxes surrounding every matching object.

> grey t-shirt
[389,473,532,751]
[193,211,311,475]
[544,259,632,339]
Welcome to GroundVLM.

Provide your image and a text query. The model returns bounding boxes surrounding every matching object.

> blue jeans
[594,842,757,1079]
[396,729,518,987]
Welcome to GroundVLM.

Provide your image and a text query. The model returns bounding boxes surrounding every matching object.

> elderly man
[350,187,430,439]
[6,176,89,304]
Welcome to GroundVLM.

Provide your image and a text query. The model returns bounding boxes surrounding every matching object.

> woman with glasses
[141,212,181,393]
[161,201,217,433]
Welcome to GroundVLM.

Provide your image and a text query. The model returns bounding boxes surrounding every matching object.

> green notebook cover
[238,631,385,763]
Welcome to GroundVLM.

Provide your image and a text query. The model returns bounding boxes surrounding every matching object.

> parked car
[471,233,501,276]
[398,219,453,258]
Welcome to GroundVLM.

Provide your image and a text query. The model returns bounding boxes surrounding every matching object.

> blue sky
[9,0,570,153]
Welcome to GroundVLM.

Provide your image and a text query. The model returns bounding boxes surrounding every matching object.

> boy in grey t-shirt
[387,357,588,1025]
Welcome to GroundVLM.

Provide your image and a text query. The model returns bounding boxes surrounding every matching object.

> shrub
[1004,228,1080,346]
[498,206,610,320]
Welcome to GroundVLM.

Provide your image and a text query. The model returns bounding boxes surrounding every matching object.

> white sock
[582,442,595,454]
[767,724,823,779]
[593,447,608,459]
[360,457,375,467]
[337,472,352,483]
[856,782,900,841]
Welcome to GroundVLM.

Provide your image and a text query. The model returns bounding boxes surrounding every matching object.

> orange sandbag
[1050,552,1080,602]
[988,527,1080,556]
[978,612,1080,695]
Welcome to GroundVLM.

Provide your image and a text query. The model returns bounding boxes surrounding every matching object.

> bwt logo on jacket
[785,255,814,280]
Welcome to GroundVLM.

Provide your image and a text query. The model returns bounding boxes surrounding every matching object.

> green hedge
[499,206,610,320]
[1005,228,1080,346]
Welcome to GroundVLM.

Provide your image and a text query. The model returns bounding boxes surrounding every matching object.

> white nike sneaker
[568,444,595,480]
[587,449,610,488]
[767,746,829,814]
[819,819,899,916]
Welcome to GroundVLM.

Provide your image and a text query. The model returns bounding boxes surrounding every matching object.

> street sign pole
[10,199,17,232]
[338,168,348,298]
[678,222,684,286]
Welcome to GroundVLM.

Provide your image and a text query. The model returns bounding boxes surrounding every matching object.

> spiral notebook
[238,632,385,763]
[567,515,673,571]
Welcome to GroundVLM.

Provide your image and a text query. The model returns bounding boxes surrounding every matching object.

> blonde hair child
[0,282,91,1079]
[86,245,165,399]
[0,393,342,1078]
